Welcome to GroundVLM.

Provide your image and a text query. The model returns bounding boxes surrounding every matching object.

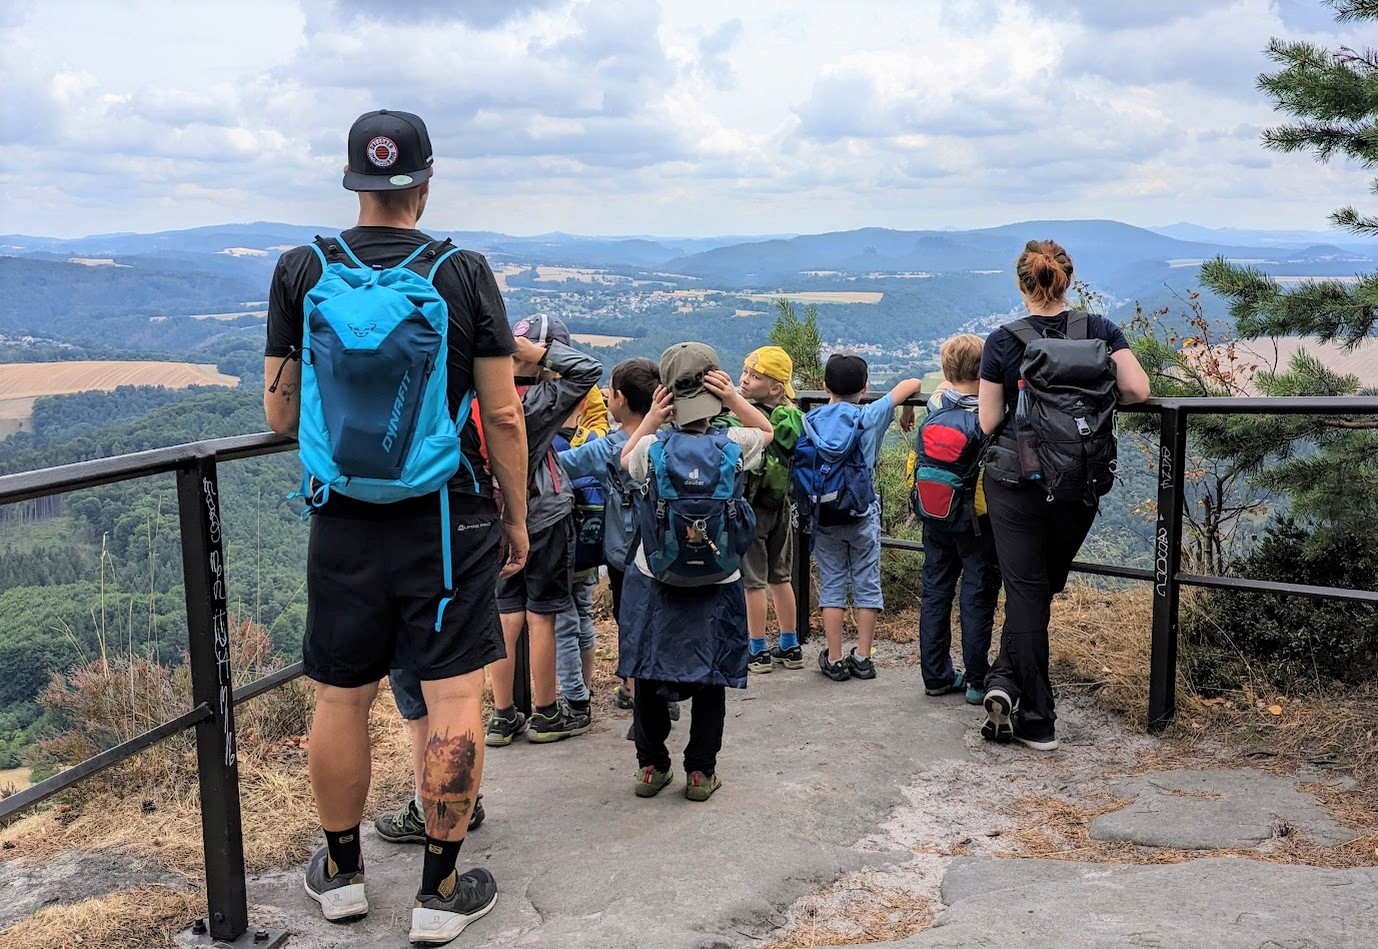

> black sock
[494,704,516,718]
[535,702,560,718]
[324,824,362,875]
[568,697,590,712]
[421,835,463,895]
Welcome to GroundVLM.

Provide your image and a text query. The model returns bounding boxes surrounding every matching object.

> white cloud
[0,0,1371,237]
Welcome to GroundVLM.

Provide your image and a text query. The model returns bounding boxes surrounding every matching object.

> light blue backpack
[294,234,478,628]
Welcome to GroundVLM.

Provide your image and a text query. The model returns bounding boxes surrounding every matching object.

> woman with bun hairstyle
[976,240,1150,750]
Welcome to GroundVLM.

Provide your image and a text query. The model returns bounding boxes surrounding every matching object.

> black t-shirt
[265,225,515,508]
[980,311,1130,419]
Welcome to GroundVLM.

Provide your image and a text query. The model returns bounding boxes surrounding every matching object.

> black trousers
[982,476,1098,737]
[632,679,726,775]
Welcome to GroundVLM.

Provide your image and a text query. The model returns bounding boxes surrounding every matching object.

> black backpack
[986,312,1119,504]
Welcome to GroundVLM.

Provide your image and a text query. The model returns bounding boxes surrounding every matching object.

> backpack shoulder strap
[315,234,367,269]
[1066,310,1090,340]
[411,238,461,283]
[1004,318,1043,346]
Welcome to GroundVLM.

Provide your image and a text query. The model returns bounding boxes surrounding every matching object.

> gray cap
[660,342,722,425]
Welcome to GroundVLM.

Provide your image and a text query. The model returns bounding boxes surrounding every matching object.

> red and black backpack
[910,392,986,530]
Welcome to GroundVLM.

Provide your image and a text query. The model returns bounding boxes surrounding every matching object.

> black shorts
[303,493,506,688]
[496,516,575,615]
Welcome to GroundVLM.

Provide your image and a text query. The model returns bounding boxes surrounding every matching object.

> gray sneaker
[303,845,367,922]
[484,709,528,747]
[410,868,498,945]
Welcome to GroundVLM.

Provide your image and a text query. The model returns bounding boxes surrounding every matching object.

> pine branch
[1328,0,1378,24]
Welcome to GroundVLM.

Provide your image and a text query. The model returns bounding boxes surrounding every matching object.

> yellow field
[744,291,884,304]
[0,766,32,791]
[571,333,633,346]
[0,361,240,435]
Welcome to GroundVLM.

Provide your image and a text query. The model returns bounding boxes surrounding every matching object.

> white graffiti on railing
[1154,445,1173,598]
[203,477,221,544]
[1154,527,1171,599]
[204,477,236,768]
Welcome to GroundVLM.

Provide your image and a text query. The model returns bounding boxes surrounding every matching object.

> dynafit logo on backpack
[382,370,413,453]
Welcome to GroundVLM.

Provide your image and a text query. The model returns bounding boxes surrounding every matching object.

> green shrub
[1181,518,1378,693]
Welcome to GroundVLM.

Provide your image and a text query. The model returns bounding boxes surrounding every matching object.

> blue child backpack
[911,393,986,529]
[636,428,757,586]
[792,405,874,531]
[293,234,478,628]
[553,430,607,571]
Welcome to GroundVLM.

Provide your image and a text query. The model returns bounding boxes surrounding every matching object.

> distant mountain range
[2,218,1373,354]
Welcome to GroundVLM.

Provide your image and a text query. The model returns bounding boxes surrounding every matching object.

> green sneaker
[484,708,528,747]
[684,770,722,802]
[375,795,486,843]
[528,702,589,743]
[634,764,673,797]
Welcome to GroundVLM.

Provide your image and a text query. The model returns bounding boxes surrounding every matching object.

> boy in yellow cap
[737,346,806,672]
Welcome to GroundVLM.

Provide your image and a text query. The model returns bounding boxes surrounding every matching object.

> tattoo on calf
[421,729,479,837]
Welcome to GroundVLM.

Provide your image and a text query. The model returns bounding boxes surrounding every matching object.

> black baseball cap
[824,353,869,397]
[343,109,434,192]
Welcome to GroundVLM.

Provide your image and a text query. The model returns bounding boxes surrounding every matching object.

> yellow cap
[744,345,796,399]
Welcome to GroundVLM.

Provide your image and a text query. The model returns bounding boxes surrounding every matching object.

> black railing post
[793,514,811,645]
[1148,406,1188,732]
[177,452,249,942]
[514,622,532,716]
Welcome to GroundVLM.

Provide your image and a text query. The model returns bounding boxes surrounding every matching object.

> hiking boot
[748,648,774,674]
[818,649,851,681]
[924,670,967,697]
[634,764,673,797]
[528,702,589,743]
[484,709,527,747]
[615,683,634,709]
[303,845,367,922]
[667,700,681,722]
[684,770,722,801]
[1013,720,1060,752]
[981,688,1014,743]
[771,644,805,669]
[846,648,877,680]
[965,685,986,705]
[375,794,486,843]
[410,867,498,945]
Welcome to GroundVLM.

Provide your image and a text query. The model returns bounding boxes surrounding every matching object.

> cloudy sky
[0,0,1369,238]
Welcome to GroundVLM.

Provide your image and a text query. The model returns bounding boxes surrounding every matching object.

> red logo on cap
[367,136,399,168]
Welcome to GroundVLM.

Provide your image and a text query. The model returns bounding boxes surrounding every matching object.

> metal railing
[0,393,1375,940]
[0,433,294,945]
[791,391,1378,732]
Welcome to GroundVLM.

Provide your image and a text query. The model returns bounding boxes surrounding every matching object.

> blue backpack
[636,428,757,586]
[553,431,607,571]
[792,405,874,530]
[911,393,985,529]
[294,234,477,628]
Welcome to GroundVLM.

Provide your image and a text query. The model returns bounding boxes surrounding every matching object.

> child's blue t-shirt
[557,428,634,568]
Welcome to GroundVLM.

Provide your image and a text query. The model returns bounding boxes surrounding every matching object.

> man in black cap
[264,109,528,944]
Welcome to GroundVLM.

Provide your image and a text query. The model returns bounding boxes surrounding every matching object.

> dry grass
[1047,585,1378,812]
[758,879,934,948]
[998,791,1378,871]
[0,361,239,400]
[0,885,203,949]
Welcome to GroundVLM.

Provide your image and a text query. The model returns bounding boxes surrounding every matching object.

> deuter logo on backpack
[295,235,477,506]
[985,312,1119,504]
[636,429,756,586]
[911,392,985,527]
[793,405,873,529]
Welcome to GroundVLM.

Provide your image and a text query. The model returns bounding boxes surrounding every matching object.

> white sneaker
[981,688,1014,743]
